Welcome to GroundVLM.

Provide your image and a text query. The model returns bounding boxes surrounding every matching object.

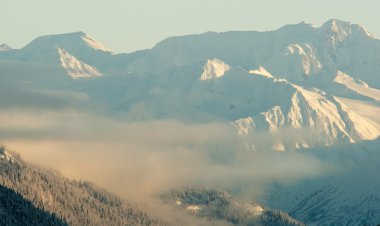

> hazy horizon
[1,0,379,53]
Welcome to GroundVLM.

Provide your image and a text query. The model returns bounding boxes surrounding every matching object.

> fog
[0,109,335,202]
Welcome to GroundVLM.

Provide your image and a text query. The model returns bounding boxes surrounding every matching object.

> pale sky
[1,0,379,53]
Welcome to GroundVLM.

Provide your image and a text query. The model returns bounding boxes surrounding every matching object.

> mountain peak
[0,43,12,51]
[319,19,353,42]
[25,31,112,53]
[319,19,375,40]
[321,19,351,33]
[322,19,351,28]
[199,58,231,80]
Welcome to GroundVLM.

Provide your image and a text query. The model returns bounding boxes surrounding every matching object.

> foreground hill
[0,147,164,226]
[0,184,67,226]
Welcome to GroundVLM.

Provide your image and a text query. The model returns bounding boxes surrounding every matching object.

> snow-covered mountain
[182,61,379,149]
[1,19,379,147]
[120,19,380,88]
[13,31,112,61]
[2,32,111,78]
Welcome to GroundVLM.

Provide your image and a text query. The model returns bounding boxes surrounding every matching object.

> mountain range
[1,19,379,149]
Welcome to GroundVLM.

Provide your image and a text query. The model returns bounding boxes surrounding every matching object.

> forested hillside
[0,147,165,226]
[162,187,305,226]
[0,184,67,226]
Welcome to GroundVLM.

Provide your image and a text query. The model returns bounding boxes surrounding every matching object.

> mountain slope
[0,147,165,226]
[58,48,103,78]
[192,63,380,148]
[0,184,67,226]
[261,139,380,226]
[233,70,380,150]
[331,71,380,101]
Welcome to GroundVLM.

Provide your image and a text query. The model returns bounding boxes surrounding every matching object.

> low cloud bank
[0,109,335,202]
